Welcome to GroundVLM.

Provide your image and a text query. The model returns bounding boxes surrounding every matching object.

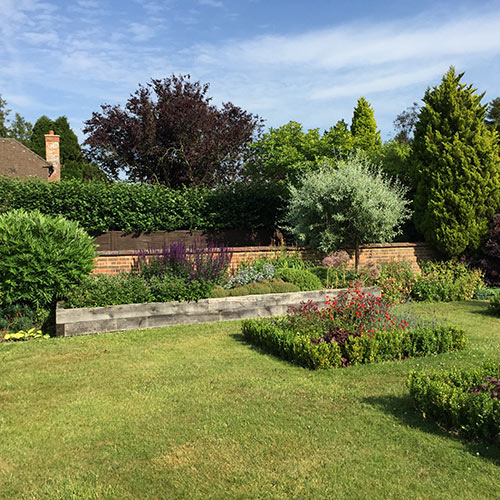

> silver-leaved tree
[284,154,412,272]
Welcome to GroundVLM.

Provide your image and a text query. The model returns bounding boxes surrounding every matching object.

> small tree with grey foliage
[284,154,411,272]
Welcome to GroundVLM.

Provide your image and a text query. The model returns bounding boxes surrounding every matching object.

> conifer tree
[29,115,54,158]
[412,67,500,256]
[351,97,381,151]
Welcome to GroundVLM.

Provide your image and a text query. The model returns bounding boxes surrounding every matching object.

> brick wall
[93,242,435,275]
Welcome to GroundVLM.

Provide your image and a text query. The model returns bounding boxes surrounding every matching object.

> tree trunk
[354,242,360,274]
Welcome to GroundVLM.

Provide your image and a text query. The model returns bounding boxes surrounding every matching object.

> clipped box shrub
[407,361,500,443]
[276,268,323,291]
[243,319,466,370]
[0,209,96,308]
[241,285,467,369]
[242,320,343,369]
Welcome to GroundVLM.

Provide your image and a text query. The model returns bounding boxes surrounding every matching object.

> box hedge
[407,361,500,443]
[242,319,467,370]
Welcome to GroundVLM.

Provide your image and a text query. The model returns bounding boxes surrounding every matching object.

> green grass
[0,301,499,500]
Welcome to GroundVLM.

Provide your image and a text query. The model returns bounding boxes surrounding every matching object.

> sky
[1,0,500,143]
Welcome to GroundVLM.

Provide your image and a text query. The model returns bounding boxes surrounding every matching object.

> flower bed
[241,285,467,369]
[407,361,500,443]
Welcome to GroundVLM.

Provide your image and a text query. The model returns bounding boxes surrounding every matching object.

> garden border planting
[55,287,380,337]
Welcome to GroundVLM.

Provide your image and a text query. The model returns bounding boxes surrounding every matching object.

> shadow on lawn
[463,300,497,318]
[364,394,500,464]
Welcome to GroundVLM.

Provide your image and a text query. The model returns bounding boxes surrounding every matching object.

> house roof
[0,138,50,180]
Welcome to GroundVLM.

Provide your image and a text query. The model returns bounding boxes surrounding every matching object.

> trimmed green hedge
[407,362,500,443]
[276,268,323,291]
[242,319,467,370]
[0,178,286,233]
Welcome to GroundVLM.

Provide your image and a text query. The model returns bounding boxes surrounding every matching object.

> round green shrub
[210,286,231,298]
[269,279,300,293]
[276,268,323,291]
[0,209,96,307]
[246,281,272,295]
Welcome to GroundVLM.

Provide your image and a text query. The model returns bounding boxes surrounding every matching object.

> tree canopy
[285,154,411,271]
[351,97,382,151]
[83,74,263,188]
[411,67,500,257]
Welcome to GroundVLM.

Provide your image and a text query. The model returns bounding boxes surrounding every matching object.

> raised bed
[56,287,381,337]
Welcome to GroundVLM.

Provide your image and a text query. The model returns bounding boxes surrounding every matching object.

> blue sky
[2,0,500,142]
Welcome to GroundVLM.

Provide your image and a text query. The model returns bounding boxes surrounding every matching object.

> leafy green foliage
[351,97,382,151]
[407,361,500,443]
[485,97,500,136]
[411,67,500,256]
[275,268,323,291]
[0,178,284,232]
[3,328,49,341]
[63,273,214,308]
[29,115,54,158]
[377,261,416,303]
[245,121,327,187]
[245,120,357,188]
[0,303,38,333]
[242,320,343,369]
[0,210,96,308]
[411,261,484,302]
[488,293,500,316]
[284,154,411,271]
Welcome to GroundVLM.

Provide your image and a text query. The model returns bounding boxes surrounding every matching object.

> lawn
[0,301,499,499]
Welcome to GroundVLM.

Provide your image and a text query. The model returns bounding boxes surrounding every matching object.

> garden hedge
[242,319,467,370]
[0,178,286,233]
[407,361,500,443]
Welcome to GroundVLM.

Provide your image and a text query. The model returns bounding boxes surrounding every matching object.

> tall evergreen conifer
[351,97,381,151]
[30,115,54,158]
[412,67,500,256]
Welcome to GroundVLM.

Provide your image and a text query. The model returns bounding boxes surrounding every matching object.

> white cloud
[199,0,223,7]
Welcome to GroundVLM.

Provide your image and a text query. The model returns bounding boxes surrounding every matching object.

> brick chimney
[45,130,60,181]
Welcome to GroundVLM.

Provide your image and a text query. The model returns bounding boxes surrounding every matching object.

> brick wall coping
[96,242,430,256]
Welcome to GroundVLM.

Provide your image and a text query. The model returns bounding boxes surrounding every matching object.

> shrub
[0,303,38,333]
[63,273,212,308]
[407,361,500,443]
[210,279,299,298]
[0,178,285,233]
[489,293,500,316]
[276,268,322,291]
[377,261,416,303]
[269,279,300,293]
[242,320,343,369]
[138,241,232,285]
[411,261,484,302]
[242,285,466,369]
[284,154,411,272]
[224,262,275,289]
[0,209,96,308]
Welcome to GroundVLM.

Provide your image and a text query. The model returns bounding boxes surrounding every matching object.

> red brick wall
[93,243,435,275]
